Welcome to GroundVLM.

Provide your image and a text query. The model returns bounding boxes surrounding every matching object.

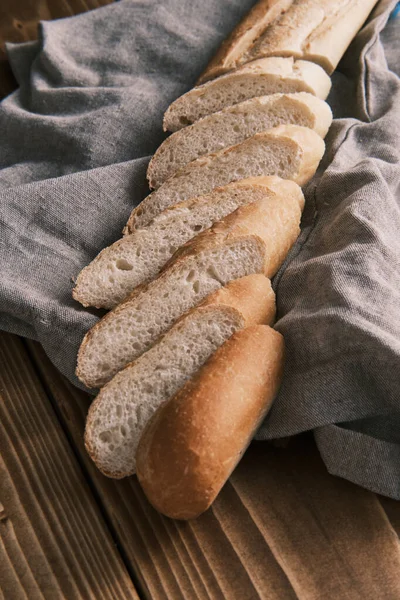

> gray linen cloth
[1,0,399,497]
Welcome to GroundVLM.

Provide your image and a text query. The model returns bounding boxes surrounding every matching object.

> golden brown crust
[127,126,317,232]
[164,186,302,277]
[197,0,293,84]
[75,231,268,388]
[261,124,325,186]
[302,0,379,74]
[77,189,302,388]
[233,176,305,210]
[83,303,245,478]
[84,275,276,477]
[202,274,275,327]
[125,176,303,236]
[136,325,285,520]
[147,93,332,190]
[198,0,378,79]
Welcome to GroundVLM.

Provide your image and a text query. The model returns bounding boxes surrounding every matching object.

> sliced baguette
[198,0,379,80]
[84,275,275,478]
[163,57,331,132]
[77,195,301,388]
[73,177,303,309]
[128,124,324,230]
[148,93,332,188]
[136,325,285,519]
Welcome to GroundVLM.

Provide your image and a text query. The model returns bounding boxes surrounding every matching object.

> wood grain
[0,333,139,600]
[3,0,400,598]
[0,0,113,99]
[231,441,400,600]
[27,339,400,600]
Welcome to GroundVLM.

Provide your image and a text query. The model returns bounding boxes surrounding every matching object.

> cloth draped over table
[0,0,399,498]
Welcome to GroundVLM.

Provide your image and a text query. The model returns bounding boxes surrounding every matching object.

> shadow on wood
[0,333,139,599]
[26,337,400,600]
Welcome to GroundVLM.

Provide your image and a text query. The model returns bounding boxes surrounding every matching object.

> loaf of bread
[198,0,379,82]
[76,0,370,517]
[136,325,285,519]
[84,275,275,477]
[164,57,331,131]
[77,193,302,388]
[148,92,332,188]
[73,177,303,309]
[127,124,324,230]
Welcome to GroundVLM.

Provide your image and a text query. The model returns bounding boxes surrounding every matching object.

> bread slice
[197,0,378,80]
[128,124,324,230]
[76,194,301,388]
[163,57,331,132]
[148,93,332,188]
[84,275,275,478]
[136,325,285,519]
[73,177,303,309]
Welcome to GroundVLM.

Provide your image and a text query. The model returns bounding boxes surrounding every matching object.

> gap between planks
[26,337,400,600]
[0,332,139,600]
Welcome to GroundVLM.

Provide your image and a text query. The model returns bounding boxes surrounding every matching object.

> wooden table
[1,2,400,599]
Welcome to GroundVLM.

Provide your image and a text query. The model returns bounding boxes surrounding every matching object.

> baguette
[74,177,303,309]
[148,93,332,188]
[136,325,285,520]
[198,0,379,81]
[128,124,324,231]
[76,194,302,388]
[84,275,275,478]
[164,57,331,132]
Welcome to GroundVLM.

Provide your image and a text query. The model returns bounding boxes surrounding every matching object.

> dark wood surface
[0,333,399,599]
[0,334,139,600]
[1,2,400,599]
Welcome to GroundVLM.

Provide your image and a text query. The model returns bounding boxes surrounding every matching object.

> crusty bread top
[164,57,332,132]
[197,0,293,83]
[76,191,300,387]
[198,0,379,78]
[84,274,276,478]
[148,92,332,189]
[260,123,325,186]
[125,175,304,235]
[201,273,276,327]
[127,126,321,230]
[136,324,285,520]
[76,229,268,388]
[231,175,305,210]
[161,192,302,279]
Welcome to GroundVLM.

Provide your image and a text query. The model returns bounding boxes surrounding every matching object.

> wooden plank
[231,439,400,600]
[0,333,139,600]
[27,339,400,600]
[26,340,298,600]
[0,0,113,99]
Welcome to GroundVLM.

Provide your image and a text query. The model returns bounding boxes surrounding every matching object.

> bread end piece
[197,0,378,80]
[136,324,285,520]
[197,0,294,84]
